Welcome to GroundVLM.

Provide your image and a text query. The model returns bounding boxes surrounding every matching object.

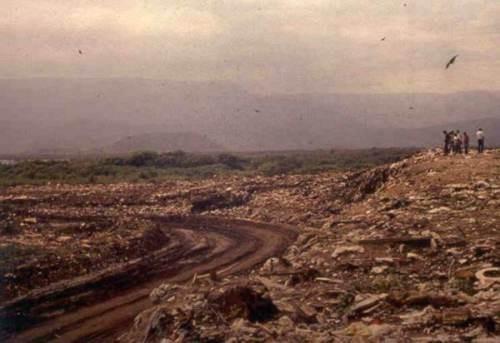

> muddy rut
[1,216,297,342]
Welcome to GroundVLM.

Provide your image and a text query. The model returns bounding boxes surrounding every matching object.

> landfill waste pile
[124,149,500,342]
[0,149,499,341]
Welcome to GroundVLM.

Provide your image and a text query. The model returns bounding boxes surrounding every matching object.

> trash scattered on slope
[2,149,499,341]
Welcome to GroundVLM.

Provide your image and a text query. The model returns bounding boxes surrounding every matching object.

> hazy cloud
[1,0,499,93]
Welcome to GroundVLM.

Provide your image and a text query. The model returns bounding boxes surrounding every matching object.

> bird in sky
[254,109,260,113]
[78,49,83,55]
[445,55,459,69]
[381,37,386,41]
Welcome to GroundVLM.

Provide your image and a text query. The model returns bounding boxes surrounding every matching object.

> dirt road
[2,216,297,342]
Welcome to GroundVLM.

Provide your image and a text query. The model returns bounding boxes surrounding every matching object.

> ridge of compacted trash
[1,149,498,342]
[121,149,500,342]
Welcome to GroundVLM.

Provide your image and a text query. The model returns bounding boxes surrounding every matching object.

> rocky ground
[1,149,499,342]
[123,149,500,342]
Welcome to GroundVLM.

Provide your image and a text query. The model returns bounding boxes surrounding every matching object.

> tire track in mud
[3,216,297,342]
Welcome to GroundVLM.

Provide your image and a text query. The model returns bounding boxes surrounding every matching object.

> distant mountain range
[373,117,500,148]
[0,78,498,155]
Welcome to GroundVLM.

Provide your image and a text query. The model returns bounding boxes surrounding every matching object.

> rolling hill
[0,78,499,154]
[105,132,224,154]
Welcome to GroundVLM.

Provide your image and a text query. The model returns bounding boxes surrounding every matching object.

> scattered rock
[348,293,388,315]
[475,268,500,289]
[150,284,178,305]
[429,207,451,214]
[342,321,396,338]
[371,266,389,274]
[474,181,491,189]
[331,245,365,258]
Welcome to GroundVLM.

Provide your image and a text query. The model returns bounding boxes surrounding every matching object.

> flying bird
[381,37,386,41]
[78,49,83,55]
[445,55,459,69]
[409,106,414,110]
[254,109,260,113]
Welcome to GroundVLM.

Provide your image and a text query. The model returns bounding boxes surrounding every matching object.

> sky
[1,0,499,94]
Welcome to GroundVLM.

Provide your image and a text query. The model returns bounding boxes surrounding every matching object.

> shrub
[217,153,246,170]
[258,157,303,176]
[128,151,159,167]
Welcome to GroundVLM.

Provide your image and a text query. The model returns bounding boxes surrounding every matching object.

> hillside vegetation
[0,148,418,186]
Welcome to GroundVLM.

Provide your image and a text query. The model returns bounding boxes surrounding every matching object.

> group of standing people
[443,128,485,155]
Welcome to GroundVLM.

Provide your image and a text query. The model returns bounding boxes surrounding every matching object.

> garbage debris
[209,286,279,323]
[2,149,499,342]
[475,268,500,289]
[190,190,250,213]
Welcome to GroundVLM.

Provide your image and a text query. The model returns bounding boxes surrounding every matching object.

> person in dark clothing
[463,132,469,154]
[443,130,451,155]
[456,131,463,154]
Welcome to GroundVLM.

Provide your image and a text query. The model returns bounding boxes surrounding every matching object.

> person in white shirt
[453,130,461,154]
[476,128,485,153]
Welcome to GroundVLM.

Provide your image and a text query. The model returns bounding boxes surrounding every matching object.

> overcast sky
[1,0,499,94]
